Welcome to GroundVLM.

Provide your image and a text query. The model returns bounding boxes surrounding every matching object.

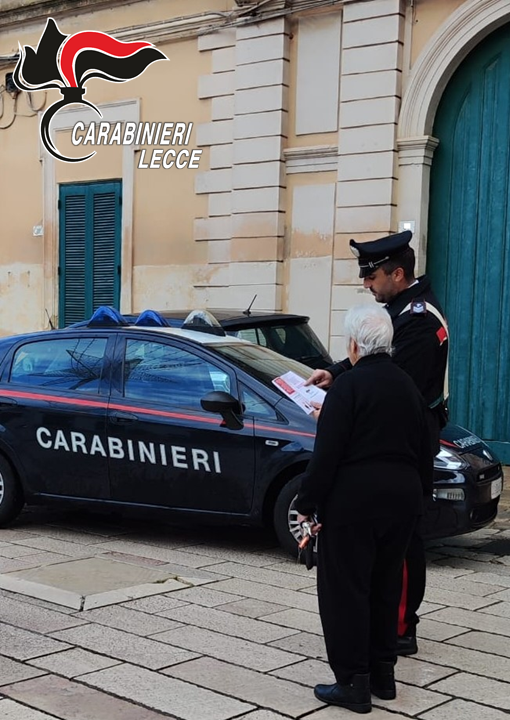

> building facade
[0,0,508,458]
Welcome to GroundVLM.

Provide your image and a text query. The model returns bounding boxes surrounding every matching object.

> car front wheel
[0,456,24,526]
[273,475,310,557]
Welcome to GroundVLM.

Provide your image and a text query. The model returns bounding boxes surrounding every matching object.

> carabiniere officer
[306,230,449,656]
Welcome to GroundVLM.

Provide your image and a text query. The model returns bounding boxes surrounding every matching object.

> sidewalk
[0,474,508,720]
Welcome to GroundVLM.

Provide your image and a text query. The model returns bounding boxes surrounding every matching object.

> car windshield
[213,342,312,391]
[227,322,328,363]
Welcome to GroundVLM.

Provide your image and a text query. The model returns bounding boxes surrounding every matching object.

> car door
[107,334,256,514]
[0,334,113,499]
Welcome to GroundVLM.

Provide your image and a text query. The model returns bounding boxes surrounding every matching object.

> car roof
[138,310,310,326]
[131,326,250,345]
[0,325,252,348]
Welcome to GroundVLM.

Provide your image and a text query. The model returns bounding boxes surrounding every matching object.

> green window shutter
[59,181,122,327]
[93,190,120,308]
[61,192,87,326]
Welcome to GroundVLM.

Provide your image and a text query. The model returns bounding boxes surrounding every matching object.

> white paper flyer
[272,370,326,414]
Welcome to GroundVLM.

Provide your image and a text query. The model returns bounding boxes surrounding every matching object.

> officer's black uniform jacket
[329,275,448,452]
[295,353,433,523]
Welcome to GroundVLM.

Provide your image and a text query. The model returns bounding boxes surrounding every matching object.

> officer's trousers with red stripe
[398,529,426,637]
[398,410,441,638]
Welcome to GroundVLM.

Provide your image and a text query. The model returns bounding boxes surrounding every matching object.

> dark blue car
[0,309,503,554]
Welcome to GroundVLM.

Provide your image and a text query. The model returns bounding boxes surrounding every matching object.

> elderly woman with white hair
[295,304,433,714]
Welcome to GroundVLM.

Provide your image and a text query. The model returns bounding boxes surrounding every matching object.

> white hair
[344,305,394,358]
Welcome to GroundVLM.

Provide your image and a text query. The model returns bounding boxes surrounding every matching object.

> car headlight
[434,446,467,471]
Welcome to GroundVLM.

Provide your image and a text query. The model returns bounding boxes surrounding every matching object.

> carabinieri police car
[0,307,503,555]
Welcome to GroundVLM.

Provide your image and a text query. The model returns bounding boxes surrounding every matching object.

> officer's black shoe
[314,674,371,714]
[397,634,418,656]
[370,661,396,700]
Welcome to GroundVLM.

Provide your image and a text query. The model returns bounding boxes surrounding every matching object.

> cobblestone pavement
[0,472,508,720]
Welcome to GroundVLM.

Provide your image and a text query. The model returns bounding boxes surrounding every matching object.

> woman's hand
[296,513,322,536]
[309,401,323,421]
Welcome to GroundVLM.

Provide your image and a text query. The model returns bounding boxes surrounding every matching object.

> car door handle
[110,411,138,423]
[0,398,18,407]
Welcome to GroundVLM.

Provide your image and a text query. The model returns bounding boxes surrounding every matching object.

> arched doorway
[428,23,510,462]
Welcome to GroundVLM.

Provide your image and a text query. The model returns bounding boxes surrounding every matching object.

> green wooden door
[59,181,122,327]
[428,24,510,462]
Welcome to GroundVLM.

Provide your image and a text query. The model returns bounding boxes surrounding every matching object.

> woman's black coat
[295,353,433,526]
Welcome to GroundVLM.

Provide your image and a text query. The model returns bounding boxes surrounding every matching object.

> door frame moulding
[41,98,139,325]
[397,0,510,270]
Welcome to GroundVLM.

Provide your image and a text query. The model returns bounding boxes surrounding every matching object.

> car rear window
[227,322,328,364]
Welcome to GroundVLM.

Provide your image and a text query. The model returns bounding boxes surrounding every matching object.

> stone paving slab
[0,622,71,661]
[372,682,450,716]
[424,606,510,636]
[96,540,230,568]
[163,586,241,607]
[78,662,254,719]
[120,595,188,613]
[415,638,510,683]
[477,601,510,618]
[1,674,174,720]
[154,625,302,671]
[210,578,320,613]
[428,672,510,710]
[268,631,328,661]
[424,574,506,596]
[177,545,286,567]
[416,618,470,642]
[76,605,183,635]
[306,707,415,719]
[52,624,198,669]
[0,545,49,559]
[394,656,458,687]
[156,603,299,643]
[6,556,178,595]
[0,595,86,633]
[421,698,510,720]
[235,712,290,720]
[218,598,287,618]
[269,658,335,687]
[260,608,324,635]
[27,648,121,678]
[423,586,502,610]
[0,699,58,720]
[164,656,324,716]
[201,561,315,590]
[0,656,48,686]
[446,629,510,657]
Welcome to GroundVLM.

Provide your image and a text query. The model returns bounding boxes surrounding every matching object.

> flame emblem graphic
[14,18,167,162]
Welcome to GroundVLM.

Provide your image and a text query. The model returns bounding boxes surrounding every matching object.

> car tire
[0,456,24,526]
[273,474,311,558]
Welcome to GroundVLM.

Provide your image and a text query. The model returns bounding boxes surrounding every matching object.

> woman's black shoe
[314,674,372,714]
[397,635,418,656]
[370,661,396,700]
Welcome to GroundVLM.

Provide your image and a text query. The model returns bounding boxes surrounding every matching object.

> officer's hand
[304,369,333,389]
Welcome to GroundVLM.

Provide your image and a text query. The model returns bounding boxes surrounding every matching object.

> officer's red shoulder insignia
[436,327,448,345]
[410,299,426,315]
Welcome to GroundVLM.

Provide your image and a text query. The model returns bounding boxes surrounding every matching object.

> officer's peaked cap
[349,230,413,278]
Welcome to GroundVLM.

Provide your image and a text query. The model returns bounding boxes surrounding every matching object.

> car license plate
[491,477,502,499]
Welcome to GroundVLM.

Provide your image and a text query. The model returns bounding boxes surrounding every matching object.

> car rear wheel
[0,456,24,526]
[273,475,310,557]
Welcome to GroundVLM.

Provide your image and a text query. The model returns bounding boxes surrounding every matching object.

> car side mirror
[201,391,244,431]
